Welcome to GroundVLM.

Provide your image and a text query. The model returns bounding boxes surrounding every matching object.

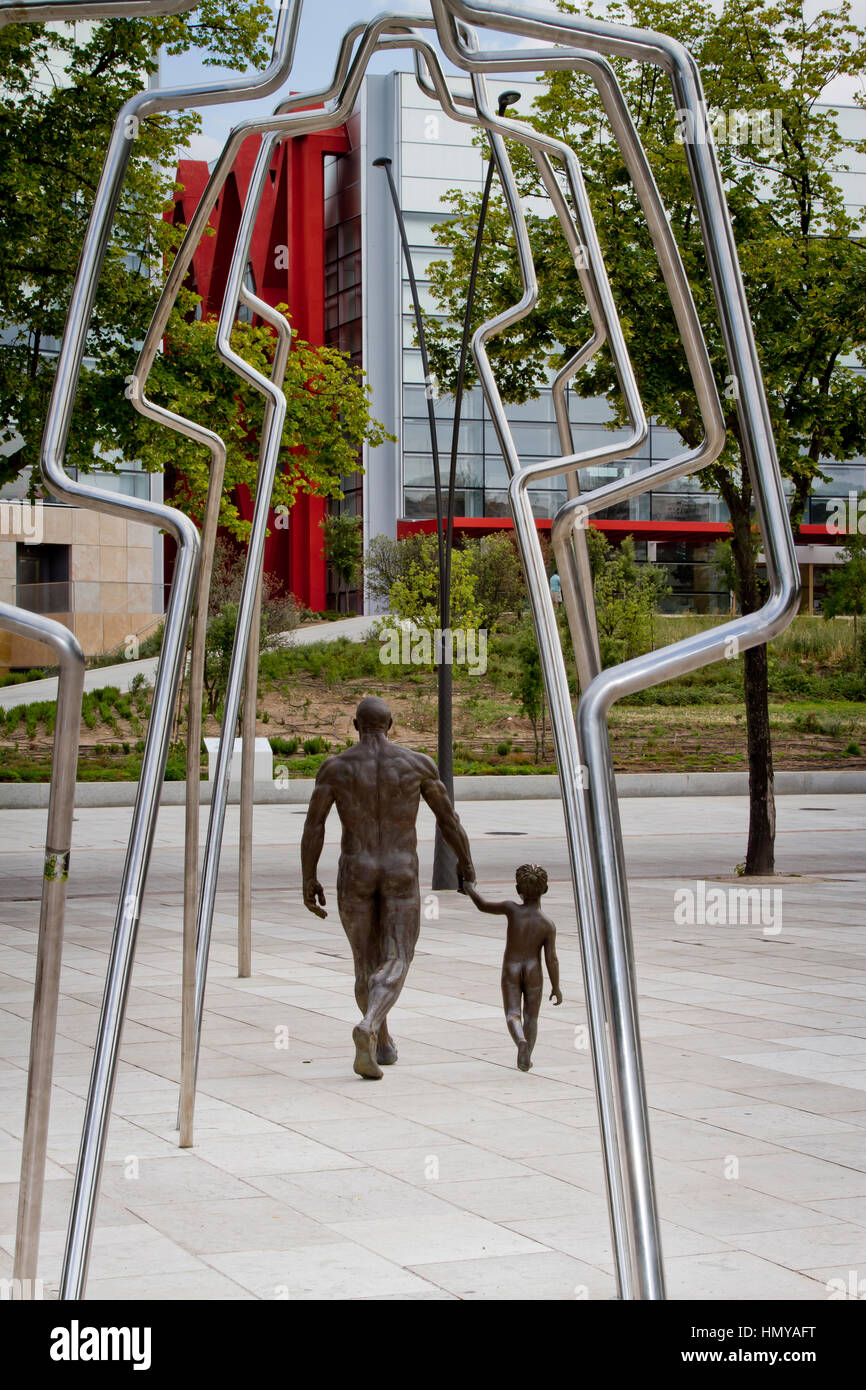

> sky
[163,0,866,163]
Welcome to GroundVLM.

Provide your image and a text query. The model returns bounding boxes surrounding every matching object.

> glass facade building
[319,72,866,613]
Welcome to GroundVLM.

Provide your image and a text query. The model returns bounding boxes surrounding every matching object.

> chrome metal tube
[1,606,84,1290]
[46,2,305,1299]
[437,0,800,1300]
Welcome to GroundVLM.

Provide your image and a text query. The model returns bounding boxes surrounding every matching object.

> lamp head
[497,90,521,115]
[372,156,392,168]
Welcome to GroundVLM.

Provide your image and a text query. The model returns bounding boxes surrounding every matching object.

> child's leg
[523,981,543,1058]
[502,970,528,1069]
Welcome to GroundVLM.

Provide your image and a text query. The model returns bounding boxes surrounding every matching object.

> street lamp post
[375,90,520,889]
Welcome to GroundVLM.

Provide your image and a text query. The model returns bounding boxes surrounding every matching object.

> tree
[426,0,866,873]
[387,534,483,634]
[145,292,391,540]
[363,532,432,608]
[513,620,547,762]
[0,6,271,487]
[0,16,392,527]
[466,531,526,628]
[321,513,363,614]
[201,540,297,719]
[587,529,670,666]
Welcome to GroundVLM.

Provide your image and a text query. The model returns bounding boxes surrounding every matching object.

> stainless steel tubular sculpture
[183,16,475,1141]
[40,1,305,1299]
[131,17,420,1148]
[16,0,797,1303]
[1,606,84,1291]
[434,0,800,1298]
[233,278,292,987]
[422,7,710,1296]
[182,16,638,1140]
[0,0,222,1294]
[175,15,753,1298]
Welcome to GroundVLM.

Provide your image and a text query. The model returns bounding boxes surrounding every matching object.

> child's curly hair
[515,863,548,898]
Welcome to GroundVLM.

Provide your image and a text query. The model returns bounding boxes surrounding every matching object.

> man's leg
[337,881,382,1080]
[356,890,420,1065]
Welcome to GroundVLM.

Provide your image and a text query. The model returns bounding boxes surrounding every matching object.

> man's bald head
[354,696,392,735]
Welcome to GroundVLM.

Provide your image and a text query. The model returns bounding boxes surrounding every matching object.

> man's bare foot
[377,1036,398,1065]
[517,1041,531,1072]
[353,1024,383,1080]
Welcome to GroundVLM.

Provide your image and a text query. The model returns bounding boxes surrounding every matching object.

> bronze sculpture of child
[461,863,562,1071]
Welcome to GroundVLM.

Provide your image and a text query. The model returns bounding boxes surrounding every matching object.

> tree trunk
[729,500,776,874]
[743,643,775,874]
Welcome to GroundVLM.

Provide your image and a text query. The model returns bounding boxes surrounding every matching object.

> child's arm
[544,927,562,1004]
[459,878,510,915]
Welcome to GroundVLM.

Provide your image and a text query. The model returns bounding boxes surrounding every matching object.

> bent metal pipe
[1,0,268,1299]
[30,0,799,1302]
[120,2,783,1301]
[36,1,305,1300]
[435,0,799,1300]
[179,22,646,1152]
[1,606,84,1289]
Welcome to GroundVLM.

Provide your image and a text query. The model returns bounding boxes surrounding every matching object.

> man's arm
[462,881,510,915]
[300,768,335,918]
[544,928,562,1004]
[418,760,475,882]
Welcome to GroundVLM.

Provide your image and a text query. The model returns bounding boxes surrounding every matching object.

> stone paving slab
[0,795,864,1300]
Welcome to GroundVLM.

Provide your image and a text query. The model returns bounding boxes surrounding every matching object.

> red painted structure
[399,518,833,544]
[169,124,349,609]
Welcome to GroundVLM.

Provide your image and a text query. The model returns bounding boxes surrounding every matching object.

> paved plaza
[1,793,865,1300]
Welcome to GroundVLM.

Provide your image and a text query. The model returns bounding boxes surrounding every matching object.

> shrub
[302,736,330,755]
[270,736,299,756]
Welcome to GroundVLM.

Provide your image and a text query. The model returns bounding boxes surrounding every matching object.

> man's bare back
[301,697,474,1079]
[315,740,440,861]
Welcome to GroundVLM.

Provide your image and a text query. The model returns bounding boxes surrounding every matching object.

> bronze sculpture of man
[301,696,475,1079]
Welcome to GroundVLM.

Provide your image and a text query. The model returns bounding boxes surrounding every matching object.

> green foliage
[321,512,364,610]
[512,620,547,761]
[269,735,299,756]
[363,532,434,608]
[590,532,670,667]
[260,635,383,688]
[387,534,484,631]
[321,513,364,586]
[0,6,273,488]
[823,502,866,660]
[302,736,330,755]
[465,532,526,627]
[150,302,391,540]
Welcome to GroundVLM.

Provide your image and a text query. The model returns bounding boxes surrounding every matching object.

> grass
[2,615,865,781]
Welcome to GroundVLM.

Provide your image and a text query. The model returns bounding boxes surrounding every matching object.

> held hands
[303,879,327,919]
[549,989,563,1006]
[458,859,475,886]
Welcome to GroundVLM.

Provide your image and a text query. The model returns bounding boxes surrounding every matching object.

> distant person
[549,572,562,606]
[301,696,475,1079]
[460,863,562,1071]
